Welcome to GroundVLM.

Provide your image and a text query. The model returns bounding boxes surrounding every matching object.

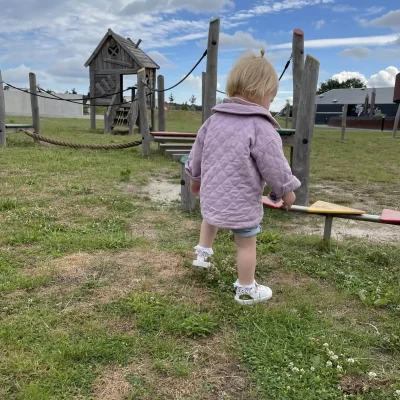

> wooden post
[180,162,197,211]
[29,73,40,143]
[202,72,206,124]
[292,55,320,206]
[323,216,334,241]
[393,104,400,139]
[341,104,348,141]
[285,103,290,128]
[292,29,304,129]
[0,71,6,147]
[203,18,220,122]
[137,68,150,156]
[157,75,166,131]
[89,67,96,129]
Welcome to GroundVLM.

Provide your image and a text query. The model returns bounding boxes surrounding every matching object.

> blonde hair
[225,49,279,100]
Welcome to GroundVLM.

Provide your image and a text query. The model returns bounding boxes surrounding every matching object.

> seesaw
[262,197,400,240]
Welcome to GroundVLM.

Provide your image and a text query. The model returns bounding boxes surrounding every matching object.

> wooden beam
[393,104,400,139]
[90,66,96,129]
[292,29,304,129]
[157,75,166,132]
[101,79,111,92]
[181,162,197,211]
[341,104,348,142]
[107,75,115,89]
[204,18,220,121]
[96,69,138,75]
[137,68,150,156]
[29,72,40,142]
[292,54,320,206]
[135,39,142,48]
[0,70,6,147]
[95,83,106,96]
[103,58,134,68]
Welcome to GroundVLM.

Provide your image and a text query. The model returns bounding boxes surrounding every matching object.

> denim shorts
[231,225,261,238]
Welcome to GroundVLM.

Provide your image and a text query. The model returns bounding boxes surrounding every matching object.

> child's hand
[282,191,296,210]
[190,181,201,197]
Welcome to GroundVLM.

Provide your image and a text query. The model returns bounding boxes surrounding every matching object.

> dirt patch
[93,335,254,400]
[339,374,389,394]
[143,179,181,204]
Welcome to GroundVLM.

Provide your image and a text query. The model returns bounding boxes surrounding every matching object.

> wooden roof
[84,29,159,70]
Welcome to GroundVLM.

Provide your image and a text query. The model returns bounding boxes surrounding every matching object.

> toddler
[185,49,301,305]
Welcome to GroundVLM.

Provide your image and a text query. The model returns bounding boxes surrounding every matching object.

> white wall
[4,89,84,118]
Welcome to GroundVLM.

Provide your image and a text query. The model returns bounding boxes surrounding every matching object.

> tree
[189,95,196,105]
[317,78,366,95]
[71,88,77,94]
[169,93,175,103]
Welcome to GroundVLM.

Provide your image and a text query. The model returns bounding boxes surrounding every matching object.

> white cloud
[230,0,334,21]
[47,56,88,79]
[185,74,203,91]
[339,47,371,59]
[364,6,385,16]
[391,36,400,46]
[332,5,357,12]
[2,65,33,88]
[331,67,399,88]
[269,33,399,50]
[315,19,325,29]
[375,48,400,61]
[358,9,400,31]
[332,71,367,84]
[120,0,234,15]
[367,67,399,87]
[146,51,176,69]
[219,31,267,50]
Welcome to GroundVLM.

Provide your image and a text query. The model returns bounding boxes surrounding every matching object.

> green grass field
[1,111,400,399]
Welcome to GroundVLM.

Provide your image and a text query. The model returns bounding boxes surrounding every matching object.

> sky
[0,0,399,112]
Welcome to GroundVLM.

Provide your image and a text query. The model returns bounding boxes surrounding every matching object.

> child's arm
[184,120,210,183]
[251,135,301,203]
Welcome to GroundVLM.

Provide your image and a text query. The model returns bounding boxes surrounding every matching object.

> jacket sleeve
[184,121,209,182]
[251,131,301,203]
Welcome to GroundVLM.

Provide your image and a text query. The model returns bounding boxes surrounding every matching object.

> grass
[0,111,399,399]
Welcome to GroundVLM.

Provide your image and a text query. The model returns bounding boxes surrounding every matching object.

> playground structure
[84,29,159,135]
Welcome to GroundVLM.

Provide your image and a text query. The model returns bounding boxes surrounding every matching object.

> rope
[143,50,208,93]
[279,54,293,81]
[22,129,142,150]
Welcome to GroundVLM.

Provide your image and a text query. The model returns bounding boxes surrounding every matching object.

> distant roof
[316,87,395,105]
[84,29,159,70]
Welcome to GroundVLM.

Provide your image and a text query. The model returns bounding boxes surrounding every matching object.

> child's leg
[199,219,218,248]
[235,235,257,286]
[193,220,218,268]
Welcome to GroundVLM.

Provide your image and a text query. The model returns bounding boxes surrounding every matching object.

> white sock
[194,245,214,257]
[233,280,256,289]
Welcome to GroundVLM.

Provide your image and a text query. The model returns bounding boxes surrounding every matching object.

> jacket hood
[212,97,280,129]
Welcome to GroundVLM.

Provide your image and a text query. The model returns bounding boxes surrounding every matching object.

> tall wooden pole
[29,72,40,144]
[202,72,206,124]
[341,104,348,142]
[285,102,290,128]
[393,104,400,139]
[157,75,165,132]
[138,68,150,156]
[203,18,220,122]
[0,71,6,147]
[292,55,320,206]
[292,29,304,129]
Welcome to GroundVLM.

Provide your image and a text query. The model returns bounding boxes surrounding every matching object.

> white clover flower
[332,355,339,361]
[323,343,329,347]
[310,367,316,372]
[337,365,343,371]
[328,350,335,356]
[300,368,305,373]
[326,361,333,367]
[368,372,377,379]
[293,367,300,373]
[395,389,400,396]
[289,362,294,367]
[347,358,355,364]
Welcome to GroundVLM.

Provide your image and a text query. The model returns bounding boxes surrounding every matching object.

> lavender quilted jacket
[185,97,301,229]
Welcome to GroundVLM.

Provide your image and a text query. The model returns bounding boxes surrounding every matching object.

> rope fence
[22,129,142,150]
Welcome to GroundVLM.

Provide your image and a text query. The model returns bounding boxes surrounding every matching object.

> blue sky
[0,0,399,111]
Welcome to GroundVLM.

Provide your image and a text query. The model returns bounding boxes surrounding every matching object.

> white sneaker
[192,246,213,269]
[234,282,272,305]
